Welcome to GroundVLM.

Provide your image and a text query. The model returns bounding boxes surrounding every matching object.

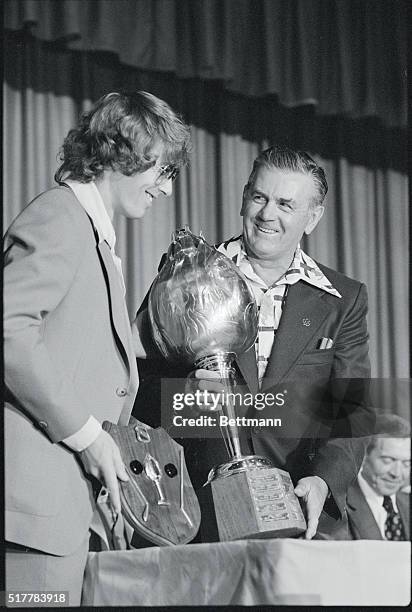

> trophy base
[208,456,306,541]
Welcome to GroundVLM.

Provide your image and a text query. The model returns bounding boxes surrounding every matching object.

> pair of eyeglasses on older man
[155,164,180,185]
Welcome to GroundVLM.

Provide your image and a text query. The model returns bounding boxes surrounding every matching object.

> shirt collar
[358,471,398,512]
[64,179,116,251]
[218,235,341,297]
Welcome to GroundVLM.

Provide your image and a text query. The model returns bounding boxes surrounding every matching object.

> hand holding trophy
[149,227,306,540]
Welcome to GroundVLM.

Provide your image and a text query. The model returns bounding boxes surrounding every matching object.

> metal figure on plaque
[148,227,306,540]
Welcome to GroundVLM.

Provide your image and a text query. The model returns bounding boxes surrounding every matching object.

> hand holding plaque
[148,227,306,540]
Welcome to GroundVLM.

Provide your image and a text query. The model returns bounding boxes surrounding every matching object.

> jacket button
[116,387,127,397]
[39,420,48,429]
[253,426,262,433]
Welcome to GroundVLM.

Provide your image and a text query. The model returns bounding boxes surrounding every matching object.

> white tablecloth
[82,539,410,606]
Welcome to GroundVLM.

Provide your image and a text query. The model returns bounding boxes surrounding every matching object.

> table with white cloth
[82,539,410,606]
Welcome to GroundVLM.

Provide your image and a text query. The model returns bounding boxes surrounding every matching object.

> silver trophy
[148,227,306,540]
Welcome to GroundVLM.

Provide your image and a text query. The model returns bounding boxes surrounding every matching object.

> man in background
[4,90,190,604]
[345,413,410,540]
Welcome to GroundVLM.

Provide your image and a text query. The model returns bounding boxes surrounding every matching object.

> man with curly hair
[4,90,191,604]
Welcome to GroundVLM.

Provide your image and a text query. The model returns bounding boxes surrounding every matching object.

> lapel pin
[302,318,311,327]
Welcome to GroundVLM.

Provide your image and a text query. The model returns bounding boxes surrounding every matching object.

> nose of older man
[259,200,278,221]
[388,460,402,479]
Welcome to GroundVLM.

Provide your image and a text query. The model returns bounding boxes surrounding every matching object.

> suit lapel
[397,493,410,540]
[236,345,259,394]
[97,242,133,375]
[261,282,333,390]
[97,242,139,424]
[347,481,383,540]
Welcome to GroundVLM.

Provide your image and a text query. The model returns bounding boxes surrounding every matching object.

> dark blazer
[133,239,373,537]
[245,262,373,519]
[345,480,410,540]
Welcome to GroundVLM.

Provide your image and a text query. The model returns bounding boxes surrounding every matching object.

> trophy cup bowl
[148,227,306,540]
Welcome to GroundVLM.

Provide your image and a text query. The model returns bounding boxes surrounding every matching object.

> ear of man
[305,204,325,236]
[240,184,248,216]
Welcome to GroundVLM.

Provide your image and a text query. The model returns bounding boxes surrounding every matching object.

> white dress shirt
[357,472,399,539]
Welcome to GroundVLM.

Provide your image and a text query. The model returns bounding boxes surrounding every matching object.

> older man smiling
[134,145,374,542]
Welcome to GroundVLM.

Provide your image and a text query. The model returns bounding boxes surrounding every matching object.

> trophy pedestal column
[208,456,306,541]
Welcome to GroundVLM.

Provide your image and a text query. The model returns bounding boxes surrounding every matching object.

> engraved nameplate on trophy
[210,463,306,541]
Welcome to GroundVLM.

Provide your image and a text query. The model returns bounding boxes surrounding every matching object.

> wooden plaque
[103,420,201,546]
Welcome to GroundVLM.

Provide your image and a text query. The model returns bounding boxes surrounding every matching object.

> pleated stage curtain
[4,0,406,126]
[3,3,408,399]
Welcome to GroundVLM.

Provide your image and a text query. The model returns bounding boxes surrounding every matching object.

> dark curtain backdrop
[5,0,406,126]
[3,1,409,409]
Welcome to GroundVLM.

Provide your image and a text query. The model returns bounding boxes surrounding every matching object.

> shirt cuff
[62,416,102,452]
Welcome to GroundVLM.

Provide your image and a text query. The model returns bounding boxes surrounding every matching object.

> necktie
[382,496,405,541]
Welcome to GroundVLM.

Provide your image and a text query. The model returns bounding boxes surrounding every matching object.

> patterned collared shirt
[217,236,341,387]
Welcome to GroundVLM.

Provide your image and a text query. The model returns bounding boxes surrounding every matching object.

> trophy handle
[195,352,243,459]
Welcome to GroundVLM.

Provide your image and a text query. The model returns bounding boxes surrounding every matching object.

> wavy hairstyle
[55,91,191,183]
[245,145,328,208]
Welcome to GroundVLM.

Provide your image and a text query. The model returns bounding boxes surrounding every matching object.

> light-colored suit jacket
[4,186,139,555]
[345,480,410,540]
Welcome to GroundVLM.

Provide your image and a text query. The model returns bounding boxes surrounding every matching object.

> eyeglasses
[155,164,180,184]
